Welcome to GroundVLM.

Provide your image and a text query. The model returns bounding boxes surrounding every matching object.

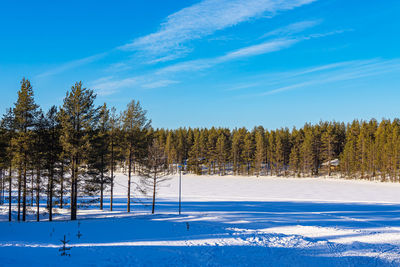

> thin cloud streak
[36,52,108,78]
[93,30,342,95]
[261,20,321,38]
[157,38,300,75]
[157,28,344,76]
[141,80,180,89]
[258,59,400,96]
[122,0,317,62]
[36,1,319,81]
[91,76,138,96]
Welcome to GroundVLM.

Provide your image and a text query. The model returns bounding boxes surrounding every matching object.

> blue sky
[1,0,400,129]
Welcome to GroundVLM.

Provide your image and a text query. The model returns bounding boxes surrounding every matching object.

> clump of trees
[1,78,400,222]
[0,78,155,222]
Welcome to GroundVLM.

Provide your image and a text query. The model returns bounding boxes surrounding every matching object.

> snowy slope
[1,174,400,266]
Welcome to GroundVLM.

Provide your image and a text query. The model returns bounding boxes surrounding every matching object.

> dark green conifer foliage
[165,131,177,173]
[12,78,39,221]
[43,106,61,221]
[289,128,302,177]
[32,110,47,221]
[321,122,337,176]
[188,130,202,175]
[242,131,254,175]
[59,81,98,220]
[216,131,229,175]
[86,103,110,210]
[108,107,121,211]
[122,100,151,212]
[254,129,265,177]
[1,109,15,221]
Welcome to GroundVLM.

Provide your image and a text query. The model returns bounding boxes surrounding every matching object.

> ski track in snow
[1,174,400,266]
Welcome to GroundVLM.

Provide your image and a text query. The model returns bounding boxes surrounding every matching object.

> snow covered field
[1,174,400,266]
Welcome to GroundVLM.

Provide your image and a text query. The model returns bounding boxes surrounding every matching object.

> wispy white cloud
[36,0,319,82]
[36,52,108,78]
[121,0,317,62]
[91,76,138,96]
[93,29,343,95]
[91,76,180,95]
[141,80,180,89]
[156,38,299,75]
[156,29,342,75]
[225,82,261,91]
[257,58,400,96]
[261,20,321,38]
[105,62,132,73]
[221,38,300,61]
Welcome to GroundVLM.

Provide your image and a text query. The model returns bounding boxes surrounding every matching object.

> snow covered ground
[1,174,400,266]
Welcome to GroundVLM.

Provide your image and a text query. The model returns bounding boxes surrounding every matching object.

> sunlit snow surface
[1,174,400,266]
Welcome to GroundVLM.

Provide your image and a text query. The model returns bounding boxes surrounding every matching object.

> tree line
[1,78,399,222]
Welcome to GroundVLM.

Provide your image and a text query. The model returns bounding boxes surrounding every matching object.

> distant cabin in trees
[321,159,340,174]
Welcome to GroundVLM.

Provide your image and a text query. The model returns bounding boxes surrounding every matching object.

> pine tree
[206,128,218,175]
[301,125,314,176]
[289,128,302,177]
[275,130,284,175]
[232,128,245,175]
[0,110,14,209]
[216,131,228,175]
[12,78,39,221]
[2,108,15,221]
[175,128,187,167]
[254,129,265,177]
[122,100,151,212]
[341,120,361,178]
[86,103,110,210]
[43,106,61,221]
[165,131,177,173]
[108,107,121,211]
[59,81,98,220]
[188,130,202,175]
[242,131,254,175]
[32,110,47,221]
[321,122,337,176]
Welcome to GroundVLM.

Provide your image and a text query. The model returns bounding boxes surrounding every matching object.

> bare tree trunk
[127,148,132,213]
[71,157,77,221]
[49,167,54,221]
[100,155,104,210]
[71,157,78,220]
[22,159,27,221]
[31,169,34,207]
[36,168,40,222]
[8,165,12,222]
[0,170,3,205]
[110,142,114,211]
[60,162,64,209]
[17,169,21,221]
[152,173,156,214]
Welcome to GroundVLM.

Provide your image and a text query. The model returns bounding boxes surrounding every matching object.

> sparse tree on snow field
[138,139,170,214]
[122,100,151,213]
